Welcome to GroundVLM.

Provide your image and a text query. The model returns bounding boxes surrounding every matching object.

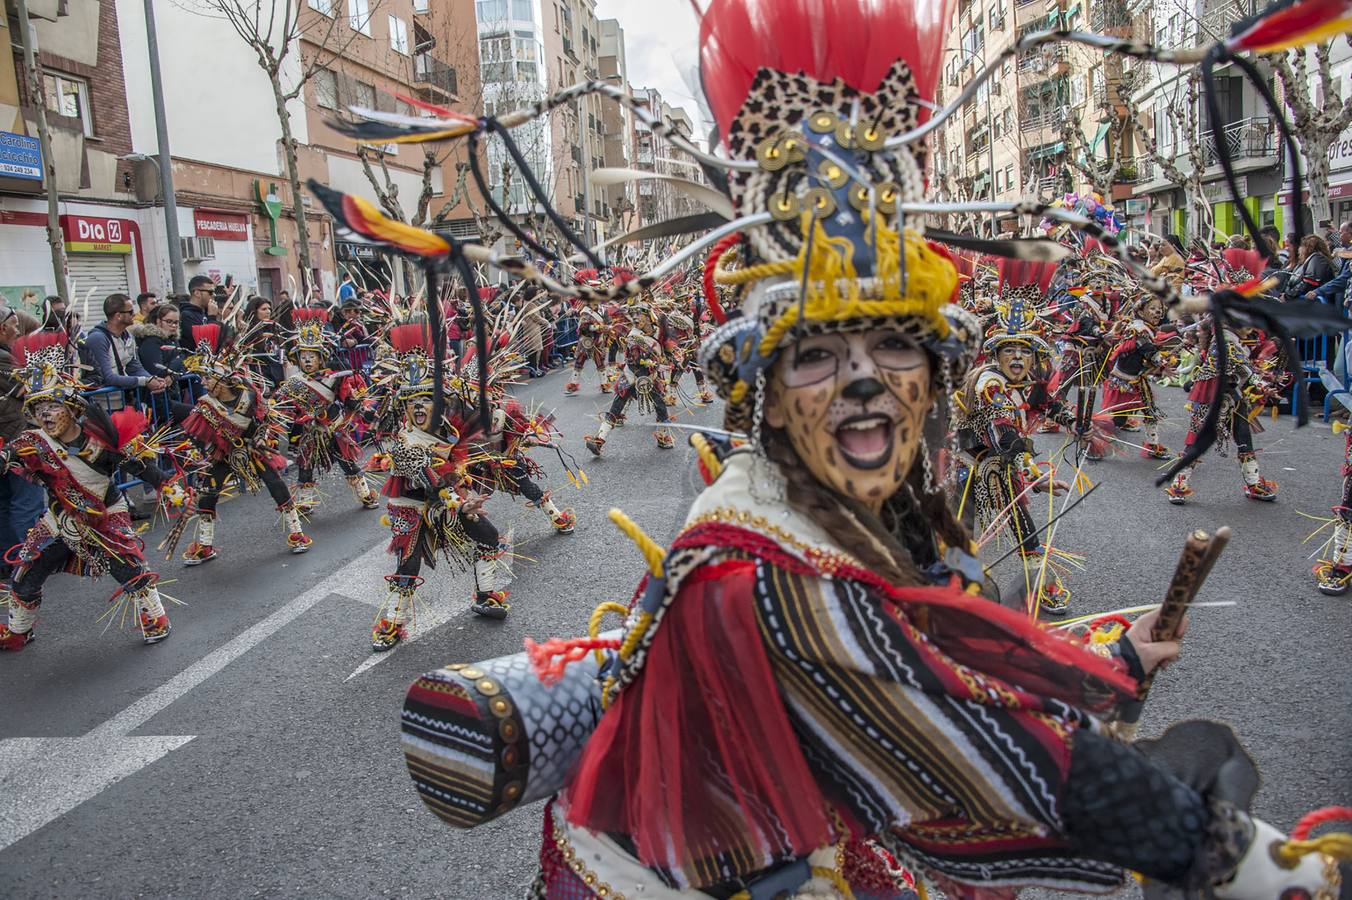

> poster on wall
[0,285,46,317]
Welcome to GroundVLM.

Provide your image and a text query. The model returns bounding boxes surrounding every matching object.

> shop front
[59,213,148,326]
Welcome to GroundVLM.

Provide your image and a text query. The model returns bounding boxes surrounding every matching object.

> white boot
[1239,452,1277,501]
[281,503,312,553]
[372,575,419,651]
[1315,519,1352,595]
[470,553,510,619]
[131,584,171,644]
[183,513,218,566]
[295,483,319,512]
[348,475,378,509]
[0,590,38,650]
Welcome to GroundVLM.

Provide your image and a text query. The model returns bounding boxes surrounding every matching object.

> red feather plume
[291,308,329,326]
[998,258,1057,293]
[192,323,224,353]
[698,0,952,142]
[109,408,149,451]
[12,331,66,366]
[388,323,433,355]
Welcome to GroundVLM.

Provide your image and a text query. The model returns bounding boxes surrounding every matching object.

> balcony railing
[1088,0,1131,31]
[1020,110,1067,132]
[1201,116,1274,166]
[1134,155,1156,181]
[414,54,457,97]
[1200,1,1253,38]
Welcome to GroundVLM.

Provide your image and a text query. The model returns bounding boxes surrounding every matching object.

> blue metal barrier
[1321,330,1352,419]
[1289,333,1327,419]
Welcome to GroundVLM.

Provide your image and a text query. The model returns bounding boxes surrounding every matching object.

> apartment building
[630,86,705,229]
[934,0,1135,234]
[1124,0,1282,239]
[597,17,634,234]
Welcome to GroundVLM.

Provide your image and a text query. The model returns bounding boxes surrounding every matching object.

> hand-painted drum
[401,644,607,829]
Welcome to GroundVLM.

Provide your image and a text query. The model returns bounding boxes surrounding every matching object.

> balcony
[1201,116,1275,166]
[1134,155,1156,182]
[563,36,578,62]
[1200,0,1252,38]
[414,54,458,99]
[1088,0,1131,31]
[1020,109,1067,132]
[571,145,584,165]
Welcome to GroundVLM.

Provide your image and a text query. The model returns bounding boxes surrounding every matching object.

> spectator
[179,275,220,347]
[133,302,188,378]
[1150,235,1187,289]
[334,295,369,348]
[337,272,357,304]
[0,305,45,570]
[41,295,67,332]
[134,291,158,323]
[1285,234,1336,302]
[242,296,284,385]
[86,293,172,397]
[1321,219,1337,247]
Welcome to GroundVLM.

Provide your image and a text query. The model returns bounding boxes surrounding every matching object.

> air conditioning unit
[181,236,216,261]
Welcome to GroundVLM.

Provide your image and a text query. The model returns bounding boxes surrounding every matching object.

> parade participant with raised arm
[0,332,177,650]
[178,323,312,565]
[380,0,1352,896]
[274,308,379,514]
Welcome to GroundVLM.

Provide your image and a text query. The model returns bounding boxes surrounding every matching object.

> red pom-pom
[388,323,433,355]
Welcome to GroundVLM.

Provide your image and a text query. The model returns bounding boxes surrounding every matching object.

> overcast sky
[593,0,708,132]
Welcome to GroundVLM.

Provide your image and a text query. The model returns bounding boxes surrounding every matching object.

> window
[413,0,429,10]
[512,0,531,20]
[1005,164,1014,189]
[1070,73,1086,106]
[476,0,507,21]
[43,72,93,136]
[314,68,338,109]
[354,80,376,110]
[995,170,1003,192]
[389,15,409,53]
[348,0,372,35]
[307,0,334,15]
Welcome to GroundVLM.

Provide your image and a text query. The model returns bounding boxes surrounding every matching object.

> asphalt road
[1,372,1349,899]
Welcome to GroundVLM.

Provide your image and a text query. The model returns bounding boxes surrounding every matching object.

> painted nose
[841,377,885,402]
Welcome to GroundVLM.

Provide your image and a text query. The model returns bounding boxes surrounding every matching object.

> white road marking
[0,539,388,852]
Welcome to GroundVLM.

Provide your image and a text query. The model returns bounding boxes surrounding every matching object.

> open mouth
[1006,361,1026,377]
[834,413,895,470]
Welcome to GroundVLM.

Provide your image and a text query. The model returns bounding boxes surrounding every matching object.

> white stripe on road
[0,539,387,853]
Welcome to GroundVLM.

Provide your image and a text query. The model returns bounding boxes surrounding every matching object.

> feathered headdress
[388,322,437,402]
[288,308,335,360]
[184,323,249,385]
[13,331,84,412]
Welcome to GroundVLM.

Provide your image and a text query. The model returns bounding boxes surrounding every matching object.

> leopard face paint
[34,400,77,441]
[996,344,1032,383]
[764,330,931,513]
[404,397,432,430]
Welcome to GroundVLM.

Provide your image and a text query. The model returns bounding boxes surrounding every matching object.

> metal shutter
[66,254,132,328]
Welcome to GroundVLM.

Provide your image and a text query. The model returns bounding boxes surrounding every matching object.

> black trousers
[607,370,670,424]
[13,541,146,604]
[499,467,544,504]
[197,460,293,514]
[297,456,362,484]
[393,514,500,579]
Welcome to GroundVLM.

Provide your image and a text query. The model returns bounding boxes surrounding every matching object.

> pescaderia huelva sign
[194,209,250,240]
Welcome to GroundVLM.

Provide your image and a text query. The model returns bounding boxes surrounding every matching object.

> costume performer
[275,308,379,513]
[1165,319,1279,504]
[179,324,313,564]
[316,0,1352,892]
[1046,280,1112,450]
[662,296,715,405]
[1314,424,1352,594]
[0,332,173,649]
[956,289,1079,615]
[585,303,675,455]
[564,300,611,395]
[372,323,514,651]
[1101,291,1177,460]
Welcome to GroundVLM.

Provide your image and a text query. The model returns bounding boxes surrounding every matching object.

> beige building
[933,0,1135,234]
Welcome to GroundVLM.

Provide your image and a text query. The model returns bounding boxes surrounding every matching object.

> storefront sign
[59,215,133,253]
[255,180,287,257]
[0,132,42,181]
[336,241,380,262]
[194,210,249,241]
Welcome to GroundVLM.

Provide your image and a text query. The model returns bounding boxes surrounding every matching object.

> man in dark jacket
[179,275,219,347]
[0,306,45,568]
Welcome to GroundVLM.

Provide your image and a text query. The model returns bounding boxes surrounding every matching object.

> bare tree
[182,0,379,289]
[1060,110,1133,200]
[1269,38,1352,228]
[1129,67,1212,240]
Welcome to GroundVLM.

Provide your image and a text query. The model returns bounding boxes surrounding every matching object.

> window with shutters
[389,16,409,53]
[314,69,338,109]
[348,0,372,36]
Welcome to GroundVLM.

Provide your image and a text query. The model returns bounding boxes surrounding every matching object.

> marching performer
[179,323,313,565]
[0,333,174,650]
[584,303,676,456]
[563,299,610,396]
[662,293,715,405]
[957,290,1079,615]
[1101,291,1177,460]
[1314,424,1352,595]
[274,308,379,513]
[1165,318,1279,504]
[321,0,1352,890]
[372,323,513,652]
